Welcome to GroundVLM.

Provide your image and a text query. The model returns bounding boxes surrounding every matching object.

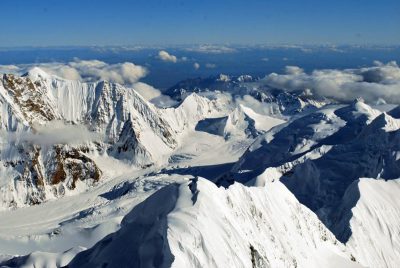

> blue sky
[1,0,399,46]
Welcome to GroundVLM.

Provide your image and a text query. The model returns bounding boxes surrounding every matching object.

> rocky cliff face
[0,144,102,208]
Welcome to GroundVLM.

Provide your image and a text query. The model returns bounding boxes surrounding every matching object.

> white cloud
[0,65,20,73]
[359,61,400,83]
[133,82,163,100]
[158,50,177,63]
[327,46,345,53]
[205,63,216,69]
[1,120,101,146]
[0,59,148,85]
[263,61,400,103]
[236,95,279,116]
[261,58,269,62]
[185,45,237,54]
[132,82,177,108]
[68,59,148,84]
[40,64,82,80]
[150,95,178,108]
[193,62,200,70]
[285,66,304,75]
[373,60,384,67]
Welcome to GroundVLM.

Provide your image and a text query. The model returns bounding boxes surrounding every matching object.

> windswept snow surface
[334,178,400,268]
[68,178,360,268]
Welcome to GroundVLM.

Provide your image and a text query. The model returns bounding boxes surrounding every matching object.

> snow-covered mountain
[165,74,330,116]
[0,69,223,209]
[226,99,400,267]
[68,178,359,268]
[0,67,399,268]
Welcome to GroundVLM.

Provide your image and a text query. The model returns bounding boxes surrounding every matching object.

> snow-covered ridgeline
[0,69,230,209]
[68,178,360,268]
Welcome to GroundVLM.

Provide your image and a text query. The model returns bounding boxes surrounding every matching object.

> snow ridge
[68,178,360,268]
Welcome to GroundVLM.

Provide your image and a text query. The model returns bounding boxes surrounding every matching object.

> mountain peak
[366,112,400,132]
[24,67,51,80]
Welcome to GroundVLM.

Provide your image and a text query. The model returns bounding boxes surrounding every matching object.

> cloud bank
[0,59,148,85]
[263,61,400,103]
[185,45,237,54]
[1,120,101,146]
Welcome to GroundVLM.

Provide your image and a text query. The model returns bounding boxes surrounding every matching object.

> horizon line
[0,43,399,50]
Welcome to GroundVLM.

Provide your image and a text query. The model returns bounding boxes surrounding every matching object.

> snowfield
[0,67,399,267]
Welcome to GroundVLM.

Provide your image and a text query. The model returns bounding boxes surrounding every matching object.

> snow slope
[68,178,361,268]
[333,178,400,268]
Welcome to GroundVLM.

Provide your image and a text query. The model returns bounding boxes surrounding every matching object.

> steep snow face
[0,70,228,209]
[68,178,360,268]
[23,69,178,148]
[240,105,286,133]
[0,69,179,157]
[194,108,259,140]
[223,107,260,139]
[229,105,347,184]
[162,93,227,134]
[67,183,178,268]
[332,178,400,268]
[223,105,285,139]
[194,105,286,141]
